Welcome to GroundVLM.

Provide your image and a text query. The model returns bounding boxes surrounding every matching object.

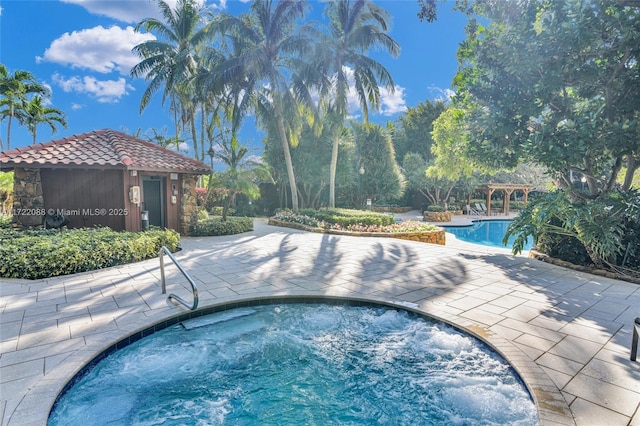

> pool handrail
[632,317,640,361]
[159,246,199,311]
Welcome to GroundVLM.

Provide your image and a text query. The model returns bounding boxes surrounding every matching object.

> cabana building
[0,129,210,235]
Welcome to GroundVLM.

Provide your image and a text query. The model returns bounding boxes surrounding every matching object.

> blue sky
[0,0,467,155]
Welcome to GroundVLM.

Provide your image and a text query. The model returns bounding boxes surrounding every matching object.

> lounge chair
[466,204,480,215]
[481,202,500,216]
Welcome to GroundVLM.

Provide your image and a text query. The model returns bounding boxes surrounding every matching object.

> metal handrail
[159,246,199,311]
[632,317,640,362]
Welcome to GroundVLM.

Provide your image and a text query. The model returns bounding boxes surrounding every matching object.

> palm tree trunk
[190,114,199,160]
[6,114,13,151]
[329,131,339,208]
[273,100,299,212]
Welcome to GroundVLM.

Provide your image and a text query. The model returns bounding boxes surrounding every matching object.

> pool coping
[46,294,568,425]
[21,291,572,426]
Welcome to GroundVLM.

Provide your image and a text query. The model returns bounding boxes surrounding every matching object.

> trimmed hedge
[273,208,438,233]
[0,227,180,280]
[299,208,396,228]
[190,217,253,236]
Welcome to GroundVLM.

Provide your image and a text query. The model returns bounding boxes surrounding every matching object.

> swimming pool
[444,220,533,250]
[48,302,538,425]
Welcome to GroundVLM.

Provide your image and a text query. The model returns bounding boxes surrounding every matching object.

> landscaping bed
[529,249,640,285]
[269,209,445,245]
[371,205,413,214]
[190,216,253,236]
[0,227,180,280]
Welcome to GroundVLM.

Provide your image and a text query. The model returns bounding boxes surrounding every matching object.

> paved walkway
[1,216,639,425]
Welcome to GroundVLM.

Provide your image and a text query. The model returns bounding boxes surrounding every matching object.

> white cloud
[38,25,155,75]
[71,103,85,110]
[52,73,133,103]
[61,0,173,23]
[427,85,455,103]
[61,0,216,23]
[168,141,190,154]
[380,85,407,116]
[341,67,407,118]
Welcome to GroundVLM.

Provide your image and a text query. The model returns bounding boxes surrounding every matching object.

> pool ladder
[159,246,199,311]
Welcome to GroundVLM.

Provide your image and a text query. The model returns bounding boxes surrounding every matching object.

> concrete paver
[0,216,639,425]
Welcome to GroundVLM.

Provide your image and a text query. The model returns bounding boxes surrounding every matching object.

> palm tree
[130,0,212,157]
[211,133,272,220]
[320,0,399,207]
[22,96,67,145]
[212,0,319,212]
[0,65,49,150]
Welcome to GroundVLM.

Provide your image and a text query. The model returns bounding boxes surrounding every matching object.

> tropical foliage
[0,64,59,150]
[207,134,272,220]
[131,0,218,160]
[394,99,446,163]
[318,0,399,208]
[22,96,67,145]
[452,0,640,197]
[0,171,12,215]
[352,122,406,207]
[190,216,253,236]
[274,208,437,233]
[0,227,180,279]
[506,190,640,275]
[427,0,640,274]
[129,0,404,212]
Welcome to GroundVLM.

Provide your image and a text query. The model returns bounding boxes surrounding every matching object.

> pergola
[471,183,533,216]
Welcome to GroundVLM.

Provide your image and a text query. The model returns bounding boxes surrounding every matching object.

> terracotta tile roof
[0,129,211,174]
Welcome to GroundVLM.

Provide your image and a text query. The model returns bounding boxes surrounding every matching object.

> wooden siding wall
[124,171,180,232]
[167,174,179,231]
[41,169,127,231]
[123,171,142,232]
[40,169,184,233]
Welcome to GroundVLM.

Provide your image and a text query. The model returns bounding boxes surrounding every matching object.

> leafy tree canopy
[452,0,640,199]
[394,99,446,163]
[353,121,406,205]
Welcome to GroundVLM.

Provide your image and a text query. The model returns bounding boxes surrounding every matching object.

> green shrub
[510,201,527,211]
[0,214,11,229]
[0,227,180,280]
[274,210,322,227]
[197,209,210,222]
[273,208,438,233]
[425,205,445,212]
[210,206,235,217]
[506,189,640,275]
[191,217,253,236]
[301,208,395,227]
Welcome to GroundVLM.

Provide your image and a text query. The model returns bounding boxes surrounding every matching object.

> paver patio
[1,218,639,425]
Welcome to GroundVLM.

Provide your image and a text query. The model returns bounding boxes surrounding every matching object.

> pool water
[444,220,533,250]
[48,304,538,425]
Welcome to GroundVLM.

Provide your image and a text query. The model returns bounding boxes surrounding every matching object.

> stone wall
[12,168,44,227]
[179,174,199,235]
[391,230,446,245]
[423,211,452,222]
